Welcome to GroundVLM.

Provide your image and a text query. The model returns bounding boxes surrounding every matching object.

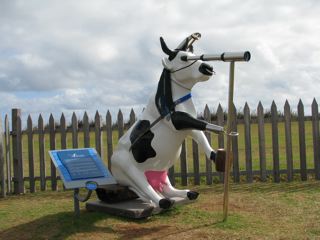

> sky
[1,0,320,123]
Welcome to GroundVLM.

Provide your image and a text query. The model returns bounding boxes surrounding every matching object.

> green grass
[1,181,320,239]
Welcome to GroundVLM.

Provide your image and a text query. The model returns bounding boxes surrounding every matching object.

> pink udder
[144,170,168,192]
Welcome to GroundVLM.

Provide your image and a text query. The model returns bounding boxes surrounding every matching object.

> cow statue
[97,33,226,210]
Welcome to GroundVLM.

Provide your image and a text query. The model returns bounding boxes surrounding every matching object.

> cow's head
[160,33,214,90]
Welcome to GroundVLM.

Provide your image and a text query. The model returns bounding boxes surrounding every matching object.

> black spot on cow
[130,120,156,163]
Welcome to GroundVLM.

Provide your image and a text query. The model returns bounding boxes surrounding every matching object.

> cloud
[1,0,320,124]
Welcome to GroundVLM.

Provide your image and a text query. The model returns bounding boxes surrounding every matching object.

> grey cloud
[0,0,320,121]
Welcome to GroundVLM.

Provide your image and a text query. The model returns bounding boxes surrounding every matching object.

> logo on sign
[71,153,85,158]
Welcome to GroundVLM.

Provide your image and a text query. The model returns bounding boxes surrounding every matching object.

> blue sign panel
[49,148,116,189]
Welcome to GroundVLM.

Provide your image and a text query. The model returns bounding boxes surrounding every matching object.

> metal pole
[73,188,93,217]
[74,188,80,217]
[223,61,235,221]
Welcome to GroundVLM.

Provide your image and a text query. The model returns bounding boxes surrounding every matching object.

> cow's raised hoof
[159,198,175,209]
[187,191,199,200]
[215,149,226,172]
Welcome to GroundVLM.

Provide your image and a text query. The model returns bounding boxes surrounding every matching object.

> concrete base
[86,197,194,219]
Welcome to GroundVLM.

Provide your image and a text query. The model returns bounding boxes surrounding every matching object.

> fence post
[106,111,113,170]
[217,104,224,183]
[298,100,307,181]
[257,102,267,182]
[271,101,280,183]
[180,140,188,186]
[192,139,200,185]
[60,114,67,150]
[312,99,320,180]
[5,115,11,194]
[129,109,136,127]
[27,115,35,193]
[12,109,24,194]
[0,115,5,197]
[38,114,46,191]
[284,100,293,182]
[49,114,57,191]
[231,104,240,183]
[204,105,212,185]
[117,110,124,139]
[72,113,78,148]
[244,103,253,183]
[95,111,102,156]
[60,113,67,190]
[83,112,90,148]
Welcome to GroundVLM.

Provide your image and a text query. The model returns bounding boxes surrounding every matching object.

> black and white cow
[104,33,225,209]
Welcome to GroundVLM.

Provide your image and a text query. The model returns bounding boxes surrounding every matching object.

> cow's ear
[162,57,173,70]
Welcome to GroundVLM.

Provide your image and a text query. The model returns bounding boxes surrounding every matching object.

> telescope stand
[223,61,236,222]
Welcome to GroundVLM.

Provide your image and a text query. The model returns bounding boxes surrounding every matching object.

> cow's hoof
[159,198,175,209]
[187,191,199,200]
[215,149,226,172]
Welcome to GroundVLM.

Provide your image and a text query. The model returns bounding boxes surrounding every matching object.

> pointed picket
[244,103,253,183]
[216,103,224,183]
[312,98,320,179]
[49,114,57,191]
[106,111,113,169]
[129,109,136,127]
[231,103,240,183]
[271,101,280,183]
[83,112,90,148]
[284,100,293,181]
[257,102,267,181]
[117,110,124,139]
[72,112,78,148]
[60,113,67,149]
[4,115,12,194]
[192,139,200,185]
[298,100,307,181]
[38,114,46,191]
[12,109,24,194]
[95,111,102,156]
[0,116,5,197]
[27,115,35,193]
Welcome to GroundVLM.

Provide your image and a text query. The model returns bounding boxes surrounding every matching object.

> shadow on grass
[0,209,172,240]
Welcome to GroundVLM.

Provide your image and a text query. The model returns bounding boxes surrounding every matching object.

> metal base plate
[86,197,193,219]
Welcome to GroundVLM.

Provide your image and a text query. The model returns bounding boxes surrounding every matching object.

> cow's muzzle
[199,63,214,76]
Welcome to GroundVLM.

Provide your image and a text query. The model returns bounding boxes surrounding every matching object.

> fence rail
[0,99,320,197]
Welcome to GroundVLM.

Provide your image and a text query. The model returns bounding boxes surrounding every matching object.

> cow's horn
[160,37,176,60]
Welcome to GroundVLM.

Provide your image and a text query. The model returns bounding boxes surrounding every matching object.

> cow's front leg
[162,176,199,200]
[189,130,225,172]
[190,130,215,160]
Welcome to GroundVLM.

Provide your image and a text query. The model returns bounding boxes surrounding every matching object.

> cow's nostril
[199,63,214,76]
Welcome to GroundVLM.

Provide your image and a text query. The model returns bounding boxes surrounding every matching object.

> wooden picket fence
[1,99,320,198]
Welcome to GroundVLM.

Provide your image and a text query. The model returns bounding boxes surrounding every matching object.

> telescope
[181,51,251,62]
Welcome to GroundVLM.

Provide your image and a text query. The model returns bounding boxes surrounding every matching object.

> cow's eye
[180,55,188,62]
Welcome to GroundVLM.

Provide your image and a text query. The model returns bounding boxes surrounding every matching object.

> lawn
[1,181,320,239]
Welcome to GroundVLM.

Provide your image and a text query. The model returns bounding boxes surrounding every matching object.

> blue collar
[173,93,192,107]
